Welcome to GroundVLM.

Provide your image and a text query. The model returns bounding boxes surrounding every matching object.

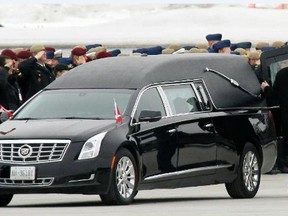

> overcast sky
[6,0,285,4]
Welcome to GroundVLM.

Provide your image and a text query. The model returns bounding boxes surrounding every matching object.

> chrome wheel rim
[242,151,259,191]
[116,156,136,199]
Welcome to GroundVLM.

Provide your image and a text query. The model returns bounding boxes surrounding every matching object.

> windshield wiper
[61,117,106,120]
[14,118,39,120]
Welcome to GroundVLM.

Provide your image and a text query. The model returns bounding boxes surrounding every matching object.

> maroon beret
[1,49,18,61]
[96,51,113,59]
[17,50,32,59]
[45,46,56,52]
[71,47,87,56]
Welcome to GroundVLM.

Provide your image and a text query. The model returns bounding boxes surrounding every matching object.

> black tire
[0,194,13,207]
[100,148,138,205]
[225,143,261,198]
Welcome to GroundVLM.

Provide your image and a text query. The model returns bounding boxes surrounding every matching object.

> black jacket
[19,57,55,101]
[0,67,21,111]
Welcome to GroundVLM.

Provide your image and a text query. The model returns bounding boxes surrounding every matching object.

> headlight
[78,131,107,160]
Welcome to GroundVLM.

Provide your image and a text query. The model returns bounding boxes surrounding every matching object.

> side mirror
[0,112,10,123]
[138,110,162,122]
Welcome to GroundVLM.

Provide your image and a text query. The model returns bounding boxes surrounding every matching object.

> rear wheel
[225,143,261,198]
[100,148,138,205]
[0,194,13,207]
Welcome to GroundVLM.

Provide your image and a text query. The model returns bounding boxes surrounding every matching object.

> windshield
[14,89,134,120]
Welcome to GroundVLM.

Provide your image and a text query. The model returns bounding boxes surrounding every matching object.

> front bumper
[0,141,112,194]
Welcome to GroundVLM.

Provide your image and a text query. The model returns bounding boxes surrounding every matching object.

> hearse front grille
[0,177,54,186]
[0,140,70,164]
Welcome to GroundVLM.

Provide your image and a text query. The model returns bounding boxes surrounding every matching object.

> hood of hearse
[0,119,117,141]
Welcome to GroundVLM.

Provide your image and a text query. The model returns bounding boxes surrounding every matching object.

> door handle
[168,128,177,134]
[203,123,214,129]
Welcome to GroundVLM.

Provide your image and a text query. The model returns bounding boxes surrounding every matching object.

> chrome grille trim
[0,140,71,164]
[0,177,54,187]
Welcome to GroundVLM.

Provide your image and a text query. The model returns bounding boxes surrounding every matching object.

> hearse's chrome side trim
[144,165,232,181]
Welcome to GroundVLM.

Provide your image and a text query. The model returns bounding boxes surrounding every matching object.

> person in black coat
[18,44,55,101]
[0,55,22,111]
[261,66,288,173]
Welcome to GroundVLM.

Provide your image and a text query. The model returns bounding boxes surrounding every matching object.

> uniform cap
[85,44,102,50]
[71,47,87,56]
[206,33,222,41]
[212,40,231,52]
[167,44,182,52]
[248,51,261,60]
[45,46,56,52]
[87,46,106,55]
[255,42,269,50]
[234,48,247,56]
[46,51,55,59]
[53,50,63,59]
[96,51,113,59]
[109,49,121,57]
[17,50,31,59]
[272,41,285,48]
[58,57,73,65]
[236,42,252,49]
[30,44,45,53]
[162,48,174,54]
[1,49,17,60]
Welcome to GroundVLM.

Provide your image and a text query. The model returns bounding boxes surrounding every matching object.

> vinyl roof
[47,54,264,109]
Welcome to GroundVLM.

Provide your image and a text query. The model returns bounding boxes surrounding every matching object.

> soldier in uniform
[212,39,231,54]
[236,42,252,55]
[261,67,288,173]
[0,55,22,111]
[18,44,55,101]
[205,33,222,53]
[248,51,263,82]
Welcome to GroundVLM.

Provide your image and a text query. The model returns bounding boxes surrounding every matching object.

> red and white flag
[0,105,13,118]
[113,99,123,124]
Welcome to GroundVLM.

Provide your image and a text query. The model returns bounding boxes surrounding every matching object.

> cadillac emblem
[18,144,33,158]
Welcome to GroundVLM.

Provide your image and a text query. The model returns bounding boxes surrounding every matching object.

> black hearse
[0,54,277,206]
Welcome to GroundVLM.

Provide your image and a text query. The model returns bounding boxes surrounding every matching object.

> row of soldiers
[0,33,286,113]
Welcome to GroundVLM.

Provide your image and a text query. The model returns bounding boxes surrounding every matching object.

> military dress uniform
[263,67,288,173]
[19,57,55,101]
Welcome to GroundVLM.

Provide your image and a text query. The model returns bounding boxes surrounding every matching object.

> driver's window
[134,88,166,121]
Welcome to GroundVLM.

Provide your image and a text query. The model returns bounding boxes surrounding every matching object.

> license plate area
[10,166,36,180]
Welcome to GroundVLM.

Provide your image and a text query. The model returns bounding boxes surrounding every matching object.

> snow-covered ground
[0,3,287,48]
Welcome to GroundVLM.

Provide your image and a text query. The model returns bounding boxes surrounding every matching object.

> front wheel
[225,143,261,198]
[100,148,138,205]
[0,194,13,207]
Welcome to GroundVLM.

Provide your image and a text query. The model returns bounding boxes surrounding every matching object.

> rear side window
[134,87,166,121]
[269,59,288,86]
[162,84,200,115]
